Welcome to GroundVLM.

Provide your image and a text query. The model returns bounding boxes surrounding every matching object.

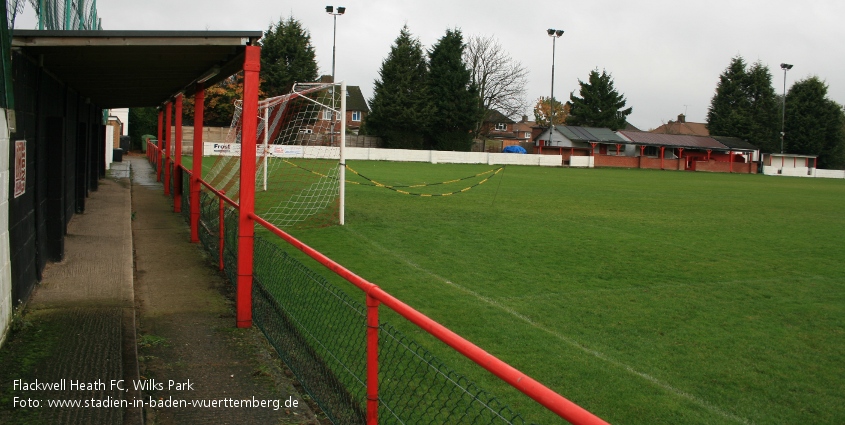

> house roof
[346,86,369,112]
[512,121,534,132]
[13,30,263,108]
[618,131,728,150]
[650,121,710,136]
[710,136,758,151]
[485,109,515,124]
[555,125,627,143]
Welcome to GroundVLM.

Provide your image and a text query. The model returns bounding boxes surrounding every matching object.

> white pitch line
[346,228,752,425]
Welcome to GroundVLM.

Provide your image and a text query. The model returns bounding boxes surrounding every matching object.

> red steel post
[219,191,225,271]
[191,84,205,243]
[164,101,172,195]
[236,45,261,328]
[366,294,380,424]
[174,94,183,212]
[157,109,163,181]
[660,146,665,169]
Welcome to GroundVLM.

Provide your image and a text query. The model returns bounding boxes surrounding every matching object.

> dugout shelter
[5,29,261,318]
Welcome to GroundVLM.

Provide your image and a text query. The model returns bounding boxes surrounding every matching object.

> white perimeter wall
[202,142,562,167]
[0,110,12,347]
[761,166,845,179]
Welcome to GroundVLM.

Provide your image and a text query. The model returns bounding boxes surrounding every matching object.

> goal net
[206,82,346,228]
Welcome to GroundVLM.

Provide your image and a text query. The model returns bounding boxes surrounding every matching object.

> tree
[707,56,780,153]
[533,97,569,127]
[366,25,432,149]
[181,73,265,127]
[128,107,158,150]
[463,35,528,138]
[427,28,480,151]
[567,69,632,130]
[784,76,845,169]
[259,16,319,97]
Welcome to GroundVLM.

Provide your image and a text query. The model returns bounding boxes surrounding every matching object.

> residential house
[650,113,709,136]
[344,85,369,134]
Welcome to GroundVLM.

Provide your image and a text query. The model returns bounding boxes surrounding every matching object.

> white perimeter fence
[762,166,845,179]
[203,142,562,167]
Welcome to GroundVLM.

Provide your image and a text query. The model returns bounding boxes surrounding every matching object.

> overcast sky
[14,0,845,130]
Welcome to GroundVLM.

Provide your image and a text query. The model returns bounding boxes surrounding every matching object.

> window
[524,132,531,139]
[323,109,335,121]
[643,146,659,157]
[495,123,507,131]
[352,111,361,122]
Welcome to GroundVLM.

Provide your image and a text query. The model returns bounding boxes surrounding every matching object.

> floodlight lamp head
[337,6,346,14]
[325,6,333,14]
[556,30,564,37]
[781,63,793,70]
[547,28,555,36]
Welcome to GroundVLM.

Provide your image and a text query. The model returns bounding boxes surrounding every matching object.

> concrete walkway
[0,155,321,424]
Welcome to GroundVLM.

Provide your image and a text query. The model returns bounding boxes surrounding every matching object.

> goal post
[207,81,347,229]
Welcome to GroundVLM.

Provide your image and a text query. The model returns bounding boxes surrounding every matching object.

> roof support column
[237,45,261,329]
[190,84,205,243]
[729,150,734,173]
[157,109,163,181]
[164,101,172,195]
[174,93,183,212]
[660,146,665,170]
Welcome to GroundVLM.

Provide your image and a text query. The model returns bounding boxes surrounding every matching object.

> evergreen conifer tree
[366,25,432,149]
[707,56,780,153]
[427,29,480,151]
[567,69,632,130]
[784,76,845,169]
[260,16,319,97]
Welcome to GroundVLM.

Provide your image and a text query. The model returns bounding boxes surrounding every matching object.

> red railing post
[164,101,172,195]
[190,83,205,243]
[219,191,225,272]
[157,109,163,182]
[174,93,183,212]
[236,44,261,328]
[366,294,380,424]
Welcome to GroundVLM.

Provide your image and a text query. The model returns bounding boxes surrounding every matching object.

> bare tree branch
[464,35,529,138]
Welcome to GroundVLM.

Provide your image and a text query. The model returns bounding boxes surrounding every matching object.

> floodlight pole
[780,63,793,154]
[547,29,564,144]
[326,6,345,148]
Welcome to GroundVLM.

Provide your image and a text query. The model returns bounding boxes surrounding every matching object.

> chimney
[521,115,528,123]
[677,114,686,123]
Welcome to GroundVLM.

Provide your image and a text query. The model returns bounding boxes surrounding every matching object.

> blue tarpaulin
[502,145,527,154]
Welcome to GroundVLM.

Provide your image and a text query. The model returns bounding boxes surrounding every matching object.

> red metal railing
[149,42,608,425]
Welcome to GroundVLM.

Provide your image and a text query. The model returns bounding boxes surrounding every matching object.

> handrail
[198,177,239,209]
[250,212,608,425]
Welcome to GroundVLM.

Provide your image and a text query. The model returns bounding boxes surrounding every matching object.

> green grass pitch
[298,161,845,424]
[186,156,845,424]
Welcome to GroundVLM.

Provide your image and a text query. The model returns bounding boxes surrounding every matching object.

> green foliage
[784,76,845,169]
[181,73,266,127]
[259,16,319,97]
[533,96,569,127]
[366,25,433,149]
[707,56,780,152]
[128,107,158,150]
[426,29,480,151]
[567,68,632,130]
